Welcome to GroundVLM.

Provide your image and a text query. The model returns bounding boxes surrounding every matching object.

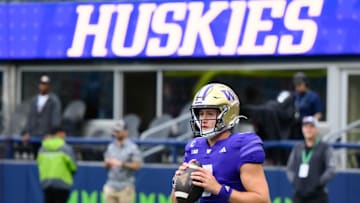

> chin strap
[239,115,248,120]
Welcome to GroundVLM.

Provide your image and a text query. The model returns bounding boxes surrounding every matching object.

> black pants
[294,191,328,203]
[44,187,70,203]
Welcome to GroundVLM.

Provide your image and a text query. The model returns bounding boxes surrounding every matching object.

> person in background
[286,116,336,203]
[293,72,322,120]
[103,119,143,203]
[171,83,270,203]
[292,72,323,139]
[21,75,62,158]
[37,126,77,203]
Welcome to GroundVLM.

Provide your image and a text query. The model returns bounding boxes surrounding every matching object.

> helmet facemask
[190,105,231,139]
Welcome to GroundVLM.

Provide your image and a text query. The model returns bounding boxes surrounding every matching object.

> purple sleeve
[237,134,265,168]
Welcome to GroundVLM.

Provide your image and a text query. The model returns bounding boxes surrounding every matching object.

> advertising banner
[1,162,360,203]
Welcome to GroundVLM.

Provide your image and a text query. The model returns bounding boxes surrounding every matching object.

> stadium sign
[0,0,359,59]
[67,0,323,57]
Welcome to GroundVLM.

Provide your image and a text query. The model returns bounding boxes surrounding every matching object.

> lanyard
[301,139,319,164]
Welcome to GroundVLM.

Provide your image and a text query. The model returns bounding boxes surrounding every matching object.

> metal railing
[140,113,191,140]
[2,136,360,164]
[1,117,360,164]
[138,112,192,162]
[322,119,360,142]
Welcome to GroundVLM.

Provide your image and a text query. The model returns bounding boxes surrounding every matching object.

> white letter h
[67,5,115,57]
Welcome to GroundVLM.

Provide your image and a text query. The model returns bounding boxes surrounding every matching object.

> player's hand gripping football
[172,160,195,188]
[190,166,222,195]
[173,159,204,203]
[172,159,221,195]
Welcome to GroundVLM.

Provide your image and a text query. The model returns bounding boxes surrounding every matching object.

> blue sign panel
[2,162,360,203]
[0,0,360,59]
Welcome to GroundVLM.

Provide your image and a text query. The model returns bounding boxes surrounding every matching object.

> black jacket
[286,140,336,197]
[22,93,62,137]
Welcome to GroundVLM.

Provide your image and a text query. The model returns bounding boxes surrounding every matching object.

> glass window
[0,72,3,132]
[163,69,327,119]
[0,71,4,158]
[347,75,360,141]
[347,74,360,168]
[22,71,113,119]
[163,72,200,117]
[123,72,156,131]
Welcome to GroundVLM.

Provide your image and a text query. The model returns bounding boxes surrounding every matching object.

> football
[174,161,204,203]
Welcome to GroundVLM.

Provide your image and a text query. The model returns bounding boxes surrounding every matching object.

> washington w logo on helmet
[220,89,236,101]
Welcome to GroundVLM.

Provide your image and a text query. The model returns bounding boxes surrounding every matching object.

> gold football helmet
[190,83,240,139]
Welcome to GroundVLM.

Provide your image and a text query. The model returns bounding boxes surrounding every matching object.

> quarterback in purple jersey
[171,83,270,203]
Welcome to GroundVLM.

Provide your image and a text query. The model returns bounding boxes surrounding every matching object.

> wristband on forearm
[218,184,232,201]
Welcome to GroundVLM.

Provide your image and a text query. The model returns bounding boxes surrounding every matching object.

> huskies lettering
[67,0,324,57]
[177,1,228,56]
[279,0,323,53]
[146,3,187,56]
[237,0,286,54]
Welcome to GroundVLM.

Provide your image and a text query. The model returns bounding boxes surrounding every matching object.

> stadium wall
[1,161,359,203]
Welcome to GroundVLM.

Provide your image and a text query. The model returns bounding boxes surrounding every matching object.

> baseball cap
[40,75,51,84]
[302,116,318,127]
[113,119,128,132]
[293,72,307,86]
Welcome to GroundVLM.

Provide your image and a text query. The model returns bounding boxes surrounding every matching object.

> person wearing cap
[286,116,336,203]
[103,119,143,203]
[37,126,77,203]
[292,72,323,139]
[293,72,322,120]
[21,75,62,158]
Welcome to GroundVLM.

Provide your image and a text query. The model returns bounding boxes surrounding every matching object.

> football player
[171,83,270,203]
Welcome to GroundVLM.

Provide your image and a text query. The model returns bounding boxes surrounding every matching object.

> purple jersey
[184,132,265,203]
